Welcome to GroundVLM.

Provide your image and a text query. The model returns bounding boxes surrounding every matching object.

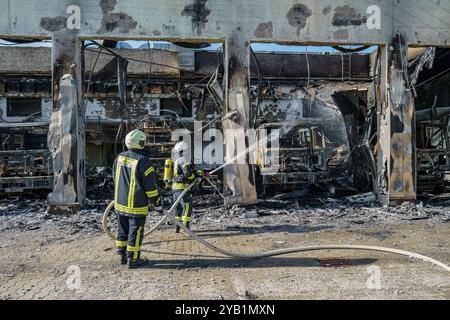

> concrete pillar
[47,30,86,214]
[389,35,416,202]
[376,45,391,204]
[222,33,257,205]
[377,35,417,204]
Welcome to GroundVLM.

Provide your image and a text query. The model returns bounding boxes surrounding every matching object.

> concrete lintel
[0,1,448,46]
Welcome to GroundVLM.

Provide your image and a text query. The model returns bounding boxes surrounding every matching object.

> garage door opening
[249,43,380,201]
[412,47,450,198]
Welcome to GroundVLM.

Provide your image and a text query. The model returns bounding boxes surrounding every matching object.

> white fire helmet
[125,129,146,150]
[173,141,189,154]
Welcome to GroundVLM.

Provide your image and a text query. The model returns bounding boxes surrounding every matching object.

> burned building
[0,0,448,212]
[1,41,449,206]
[0,44,374,199]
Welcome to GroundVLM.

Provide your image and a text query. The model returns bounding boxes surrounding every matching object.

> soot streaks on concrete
[255,22,273,38]
[332,5,367,27]
[97,0,138,34]
[40,16,67,32]
[181,0,211,36]
[287,4,312,36]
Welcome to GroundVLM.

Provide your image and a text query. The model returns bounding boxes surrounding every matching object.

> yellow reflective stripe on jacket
[114,161,121,202]
[144,166,155,176]
[172,182,188,190]
[174,159,181,175]
[128,163,137,208]
[114,203,148,215]
[186,173,195,180]
[115,156,139,209]
[118,156,138,166]
[146,189,159,198]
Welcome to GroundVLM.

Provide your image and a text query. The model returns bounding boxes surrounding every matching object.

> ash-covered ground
[0,192,449,300]
[1,192,449,235]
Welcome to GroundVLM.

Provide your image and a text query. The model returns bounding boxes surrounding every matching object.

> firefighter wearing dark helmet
[172,141,202,233]
[113,129,161,269]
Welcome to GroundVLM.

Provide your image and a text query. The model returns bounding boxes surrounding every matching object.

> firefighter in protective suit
[172,141,202,233]
[113,129,161,269]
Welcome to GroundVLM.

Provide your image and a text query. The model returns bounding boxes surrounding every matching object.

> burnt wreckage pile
[0,42,449,205]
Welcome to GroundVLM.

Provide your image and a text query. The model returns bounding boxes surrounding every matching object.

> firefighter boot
[175,216,182,233]
[127,256,146,269]
[127,258,136,269]
[119,252,127,265]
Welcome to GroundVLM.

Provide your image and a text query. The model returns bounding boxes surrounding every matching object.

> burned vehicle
[255,120,328,194]
[416,107,450,194]
[0,123,53,194]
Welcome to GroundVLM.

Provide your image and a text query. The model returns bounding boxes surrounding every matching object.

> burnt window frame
[6,97,42,118]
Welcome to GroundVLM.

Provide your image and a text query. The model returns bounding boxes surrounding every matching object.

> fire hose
[103,180,450,273]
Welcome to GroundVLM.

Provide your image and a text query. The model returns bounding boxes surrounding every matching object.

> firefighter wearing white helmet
[172,140,202,232]
[112,129,161,269]
[125,129,147,150]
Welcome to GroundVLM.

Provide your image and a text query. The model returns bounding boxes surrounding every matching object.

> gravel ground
[0,195,449,300]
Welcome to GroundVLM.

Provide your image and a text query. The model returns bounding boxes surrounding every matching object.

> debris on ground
[0,193,448,235]
[345,192,376,204]
[0,198,106,234]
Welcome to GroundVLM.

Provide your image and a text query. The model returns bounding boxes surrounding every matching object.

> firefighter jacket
[113,149,160,216]
[172,157,198,190]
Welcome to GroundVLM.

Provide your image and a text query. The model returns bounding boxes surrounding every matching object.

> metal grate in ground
[316,257,356,268]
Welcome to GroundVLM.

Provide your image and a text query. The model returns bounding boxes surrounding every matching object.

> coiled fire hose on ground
[103,182,450,273]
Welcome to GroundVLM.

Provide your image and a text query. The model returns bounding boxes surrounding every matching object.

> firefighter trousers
[115,213,146,262]
[173,190,192,226]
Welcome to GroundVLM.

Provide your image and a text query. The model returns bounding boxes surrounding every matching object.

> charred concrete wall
[1,0,448,46]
